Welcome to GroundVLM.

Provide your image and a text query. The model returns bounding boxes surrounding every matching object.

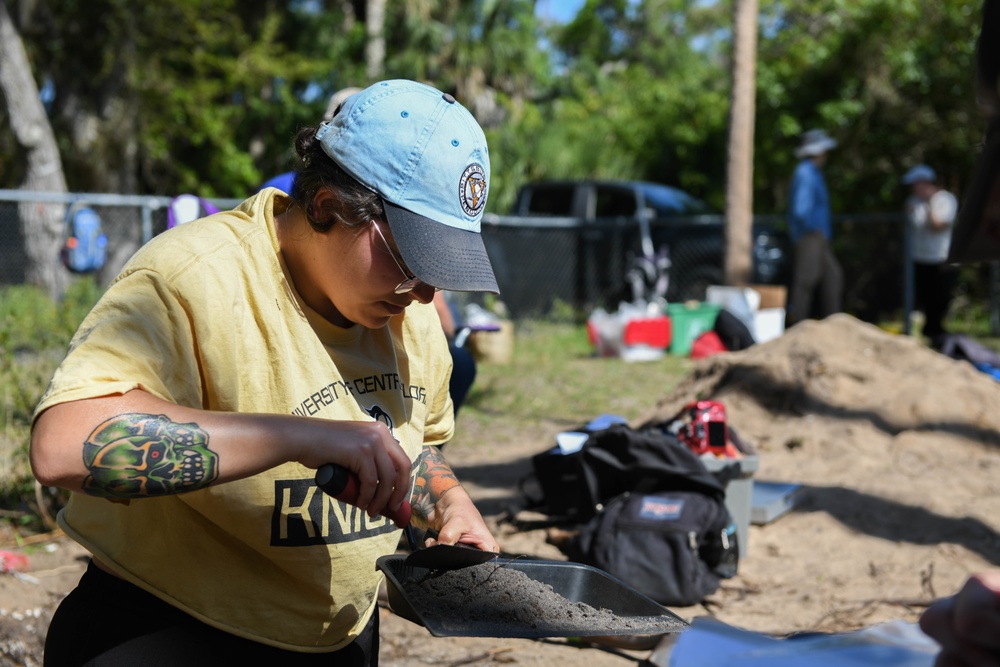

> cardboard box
[700,454,758,559]
[745,284,787,310]
[467,321,514,364]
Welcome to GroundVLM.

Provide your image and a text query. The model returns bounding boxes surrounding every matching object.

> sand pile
[637,314,1000,634]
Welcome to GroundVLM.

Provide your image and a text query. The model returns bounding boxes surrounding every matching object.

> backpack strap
[63,198,86,232]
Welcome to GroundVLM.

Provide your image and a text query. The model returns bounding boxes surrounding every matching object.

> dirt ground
[4,313,1000,666]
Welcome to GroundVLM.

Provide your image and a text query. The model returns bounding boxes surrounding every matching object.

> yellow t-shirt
[33,189,455,651]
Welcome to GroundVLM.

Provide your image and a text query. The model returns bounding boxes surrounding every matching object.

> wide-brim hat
[795,129,837,158]
[315,80,498,293]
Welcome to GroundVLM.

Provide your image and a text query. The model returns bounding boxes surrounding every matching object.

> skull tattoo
[82,413,219,498]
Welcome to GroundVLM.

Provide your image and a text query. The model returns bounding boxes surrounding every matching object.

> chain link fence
[481,213,794,319]
[0,190,242,288]
[2,189,997,332]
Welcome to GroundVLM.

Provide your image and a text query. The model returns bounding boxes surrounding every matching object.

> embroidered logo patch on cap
[459,164,488,217]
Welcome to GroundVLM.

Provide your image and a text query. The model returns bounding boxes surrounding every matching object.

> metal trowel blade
[403,543,499,571]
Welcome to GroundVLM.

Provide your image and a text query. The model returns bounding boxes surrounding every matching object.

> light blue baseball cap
[902,164,937,185]
[315,80,498,294]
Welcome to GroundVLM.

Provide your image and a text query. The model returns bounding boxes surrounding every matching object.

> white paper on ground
[555,431,589,454]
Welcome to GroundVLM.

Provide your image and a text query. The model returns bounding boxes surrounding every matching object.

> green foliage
[485,0,735,210]
[0,279,101,500]
[545,298,583,324]
[11,0,362,195]
[754,0,981,213]
[1,0,989,218]
[0,279,97,351]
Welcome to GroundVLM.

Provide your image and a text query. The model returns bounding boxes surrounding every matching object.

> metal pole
[903,217,914,336]
[991,261,999,336]
[141,202,154,245]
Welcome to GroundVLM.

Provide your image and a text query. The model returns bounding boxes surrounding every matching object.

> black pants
[448,341,477,415]
[914,261,958,341]
[45,561,379,666]
[787,231,844,325]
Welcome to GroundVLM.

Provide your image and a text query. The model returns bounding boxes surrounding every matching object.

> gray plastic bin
[700,454,758,559]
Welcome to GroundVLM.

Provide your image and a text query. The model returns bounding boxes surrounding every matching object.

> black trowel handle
[315,463,413,529]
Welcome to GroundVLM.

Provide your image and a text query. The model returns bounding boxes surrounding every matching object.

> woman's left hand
[423,486,498,553]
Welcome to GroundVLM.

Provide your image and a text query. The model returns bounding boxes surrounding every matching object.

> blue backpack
[60,203,108,273]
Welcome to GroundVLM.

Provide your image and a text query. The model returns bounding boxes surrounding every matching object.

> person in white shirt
[902,164,959,345]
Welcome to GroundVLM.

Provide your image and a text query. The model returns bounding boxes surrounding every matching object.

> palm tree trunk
[365,0,386,80]
[724,0,759,287]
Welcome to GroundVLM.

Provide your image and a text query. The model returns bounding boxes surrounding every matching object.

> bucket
[666,302,721,356]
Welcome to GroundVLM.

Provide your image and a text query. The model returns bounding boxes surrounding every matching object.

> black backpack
[569,488,738,607]
[530,424,740,606]
[525,423,740,520]
[713,307,756,351]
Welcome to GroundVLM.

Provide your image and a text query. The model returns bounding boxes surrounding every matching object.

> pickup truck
[509,179,791,304]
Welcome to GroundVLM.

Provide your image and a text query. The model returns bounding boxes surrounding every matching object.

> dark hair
[289,125,383,232]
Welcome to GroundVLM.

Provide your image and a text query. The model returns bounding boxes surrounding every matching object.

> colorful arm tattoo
[410,445,460,520]
[81,413,219,498]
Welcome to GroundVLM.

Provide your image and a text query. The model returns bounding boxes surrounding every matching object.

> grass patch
[455,320,693,458]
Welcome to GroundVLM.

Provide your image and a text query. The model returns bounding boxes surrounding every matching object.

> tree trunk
[724,0,759,287]
[365,0,386,80]
[0,0,71,300]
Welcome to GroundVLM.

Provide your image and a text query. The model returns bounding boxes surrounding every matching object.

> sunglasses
[370,220,439,294]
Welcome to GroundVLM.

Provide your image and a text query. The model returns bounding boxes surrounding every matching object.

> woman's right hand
[293,418,413,520]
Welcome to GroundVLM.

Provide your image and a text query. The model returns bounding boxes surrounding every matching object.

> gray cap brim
[383,199,499,294]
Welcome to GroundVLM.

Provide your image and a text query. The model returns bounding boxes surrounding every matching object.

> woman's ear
[308,188,338,229]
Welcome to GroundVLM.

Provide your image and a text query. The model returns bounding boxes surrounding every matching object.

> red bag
[690,330,727,359]
[623,316,671,349]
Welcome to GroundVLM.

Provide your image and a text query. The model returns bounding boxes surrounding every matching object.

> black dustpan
[376,554,690,638]
[315,464,497,570]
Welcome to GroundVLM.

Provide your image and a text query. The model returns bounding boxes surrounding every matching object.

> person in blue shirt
[259,171,296,194]
[786,129,844,326]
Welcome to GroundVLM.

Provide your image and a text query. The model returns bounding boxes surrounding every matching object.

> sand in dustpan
[398,559,685,636]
